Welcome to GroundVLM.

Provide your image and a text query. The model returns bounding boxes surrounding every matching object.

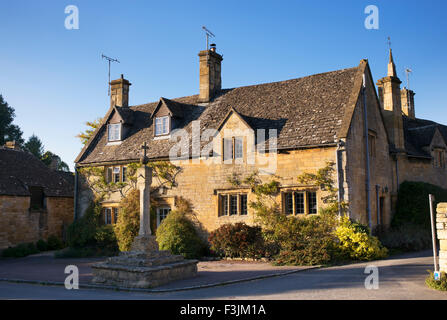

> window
[112,167,120,183]
[234,137,243,159]
[105,166,127,183]
[113,207,119,224]
[368,133,376,158]
[219,194,229,216]
[308,191,317,214]
[282,190,317,215]
[230,195,238,215]
[108,123,121,142]
[434,149,445,168]
[219,193,248,216]
[155,116,170,136]
[121,166,127,182]
[284,192,293,215]
[104,208,112,225]
[294,192,305,214]
[157,207,171,226]
[240,194,248,215]
[223,138,233,161]
[223,137,244,162]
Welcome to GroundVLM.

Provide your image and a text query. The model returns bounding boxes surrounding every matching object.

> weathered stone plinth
[437,203,447,273]
[91,236,198,288]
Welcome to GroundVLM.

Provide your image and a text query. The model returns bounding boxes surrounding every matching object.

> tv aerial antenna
[404,67,413,89]
[101,54,120,96]
[202,26,215,50]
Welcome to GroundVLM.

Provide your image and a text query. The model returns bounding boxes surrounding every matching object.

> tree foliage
[76,118,102,145]
[114,189,140,251]
[0,94,24,146]
[41,151,70,172]
[24,134,44,158]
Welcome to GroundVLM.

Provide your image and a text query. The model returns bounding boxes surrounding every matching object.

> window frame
[108,123,122,142]
[154,116,170,136]
[156,207,171,226]
[218,193,248,217]
[104,208,112,225]
[282,190,318,215]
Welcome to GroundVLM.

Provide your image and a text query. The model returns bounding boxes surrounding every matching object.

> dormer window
[155,116,170,136]
[108,123,121,142]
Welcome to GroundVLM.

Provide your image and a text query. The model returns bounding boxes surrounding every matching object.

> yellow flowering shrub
[335,217,388,261]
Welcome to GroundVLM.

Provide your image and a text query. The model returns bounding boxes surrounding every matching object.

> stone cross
[136,165,152,236]
[140,142,149,164]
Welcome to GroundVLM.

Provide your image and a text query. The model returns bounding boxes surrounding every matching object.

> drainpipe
[335,139,343,217]
[376,184,381,226]
[74,165,79,220]
[363,74,372,232]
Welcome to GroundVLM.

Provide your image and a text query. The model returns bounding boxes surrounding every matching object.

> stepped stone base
[91,236,198,288]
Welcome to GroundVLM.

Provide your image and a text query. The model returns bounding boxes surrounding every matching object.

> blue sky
[0,0,446,170]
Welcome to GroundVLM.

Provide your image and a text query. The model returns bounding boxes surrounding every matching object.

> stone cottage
[0,143,74,249]
[74,46,447,235]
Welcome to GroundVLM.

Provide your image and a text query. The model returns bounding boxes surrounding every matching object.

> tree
[24,134,44,158]
[0,94,24,146]
[41,151,70,172]
[76,118,102,145]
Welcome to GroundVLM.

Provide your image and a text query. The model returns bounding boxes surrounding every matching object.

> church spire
[387,48,397,77]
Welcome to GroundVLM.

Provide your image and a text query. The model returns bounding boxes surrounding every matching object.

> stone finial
[387,49,397,78]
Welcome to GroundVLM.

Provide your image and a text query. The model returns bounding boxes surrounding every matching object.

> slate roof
[76,63,365,166]
[0,148,74,197]
[403,116,447,158]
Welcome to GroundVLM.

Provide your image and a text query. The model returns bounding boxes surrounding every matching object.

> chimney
[110,74,131,107]
[4,140,21,150]
[401,87,415,119]
[49,154,61,171]
[198,44,223,102]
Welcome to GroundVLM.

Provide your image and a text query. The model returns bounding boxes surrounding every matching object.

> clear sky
[1,0,446,170]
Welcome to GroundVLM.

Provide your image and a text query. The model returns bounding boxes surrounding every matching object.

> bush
[47,235,64,250]
[257,207,339,266]
[94,225,119,254]
[335,217,388,261]
[378,223,432,252]
[426,271,447,291]
[393,182,447,230]
[66,201,102,248]
[1,242,39,258]
[208,223,265,259]
[36,239,48,252]
[156,211,205,259]
[113,189,140,251]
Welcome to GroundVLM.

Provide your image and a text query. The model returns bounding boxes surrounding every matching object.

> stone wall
[437,203,447,273]
[0,195,74,249]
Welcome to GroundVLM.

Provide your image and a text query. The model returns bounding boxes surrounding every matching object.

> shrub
[113,189,140,251]
[378,223,432,252]
[208,223,265,259]
[47,235,64,250]
[426,271,447,291]
[66,201,102,248]
[94,225,119,254]
[335,217,388,261]
[1,242,39,258]
[393,181,447,230]
[156,211,205,259]
[36,239,48,252]
[257,208,340,266]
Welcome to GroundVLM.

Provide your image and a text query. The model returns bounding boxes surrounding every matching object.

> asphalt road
[0,250,446,300]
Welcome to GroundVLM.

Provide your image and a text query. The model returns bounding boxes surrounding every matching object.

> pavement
[0,250,446,299]
[0,252,312,291]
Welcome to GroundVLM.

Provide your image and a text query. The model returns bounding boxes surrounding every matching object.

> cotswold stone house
[74,46,447,234]
[0,143,74,249]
